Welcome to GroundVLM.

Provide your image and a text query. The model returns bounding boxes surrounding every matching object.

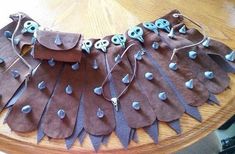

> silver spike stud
[92,59,99,70]
[65,85,73,95]
[13,38,20,45]
[152,42,159,50]
[57,109,66,119]
[0,57,4,65]
[145,72,153,81]
[37,81,46,90]
[225,51,235,62]
[111,97,119,111]
[54,34,63,46]
[134,51,143,61]
[71,62,79,71]
[158,92,167,101]
[202,37,210,48]
[185,79,194,89]
[188,51,197,59]
[21,105,32,114]
[168,28,175,39]
[204,71,214,79]
[94,86,103,95]
[122,74,130,84]
[96,108,104,118]
[48,58,55,67]
[114,54,122,64]
[169,62,178,71]
[132,101,141,110]
[11,69,20,78]
[179,25,186,34]
[4,31,12,39]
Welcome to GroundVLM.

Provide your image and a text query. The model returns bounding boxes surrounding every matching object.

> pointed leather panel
[83,40,115,136]
[6,61,62,132]
[124,40,185,122]
[105,37,156,128]
[0,54,40,112]
[143,33,209,107]
[42,61,85,138]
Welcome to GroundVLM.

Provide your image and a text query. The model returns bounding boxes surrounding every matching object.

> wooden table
[0,0,235,153]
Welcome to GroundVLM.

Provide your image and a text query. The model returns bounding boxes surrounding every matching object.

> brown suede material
[124,40,185,122]
[0,54,40,111]
[83,39,115,136]
[42,61,85,138]
[0,13,35,73]
[5,61,63,132]
[33,30,83,62]
[104,36,157,127]
[158,30,230,94]
[139,33,209,107]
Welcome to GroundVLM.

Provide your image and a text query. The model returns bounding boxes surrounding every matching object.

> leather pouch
[33,30,83,62]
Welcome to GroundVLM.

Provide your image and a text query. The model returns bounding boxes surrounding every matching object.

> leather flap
[36,30,80,51]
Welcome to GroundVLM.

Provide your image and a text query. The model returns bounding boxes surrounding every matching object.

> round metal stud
[132,101,141,110]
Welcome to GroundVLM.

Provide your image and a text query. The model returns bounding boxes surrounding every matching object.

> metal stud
[145,72,153,80]
[114,54,122,64]
[21,105,32,114]
[48,58,55,67]
[169,62,178,71]
[132,101,141,110]
[11,69,20,78]
[158,92,167,101]
[122,74,130,84]
[94,86,103,95]
[185,79,194,89]
[92,59,99,70]
[71,62,79,71]
[168,28,175,39]
[111,97,119,111]
[82,40,93,54]
[179,25,186,34]
[155,19,171,32]
[4,31,12,38]
[188,51,197,59]
[37,81,46,90]
[54,34,63,46]
[225,51,235,62]
[202,37,210,48]
[127,26,144,43]
[13,38,20,45]
[96,108,104,118]
[134,51,143,61]
[65,85,73,95]
[0,57,4,65]
[204,71,214,79]
[57,109,66,119]
[152,42,159,50]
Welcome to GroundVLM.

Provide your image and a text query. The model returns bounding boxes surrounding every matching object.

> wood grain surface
[0,0,235,153]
